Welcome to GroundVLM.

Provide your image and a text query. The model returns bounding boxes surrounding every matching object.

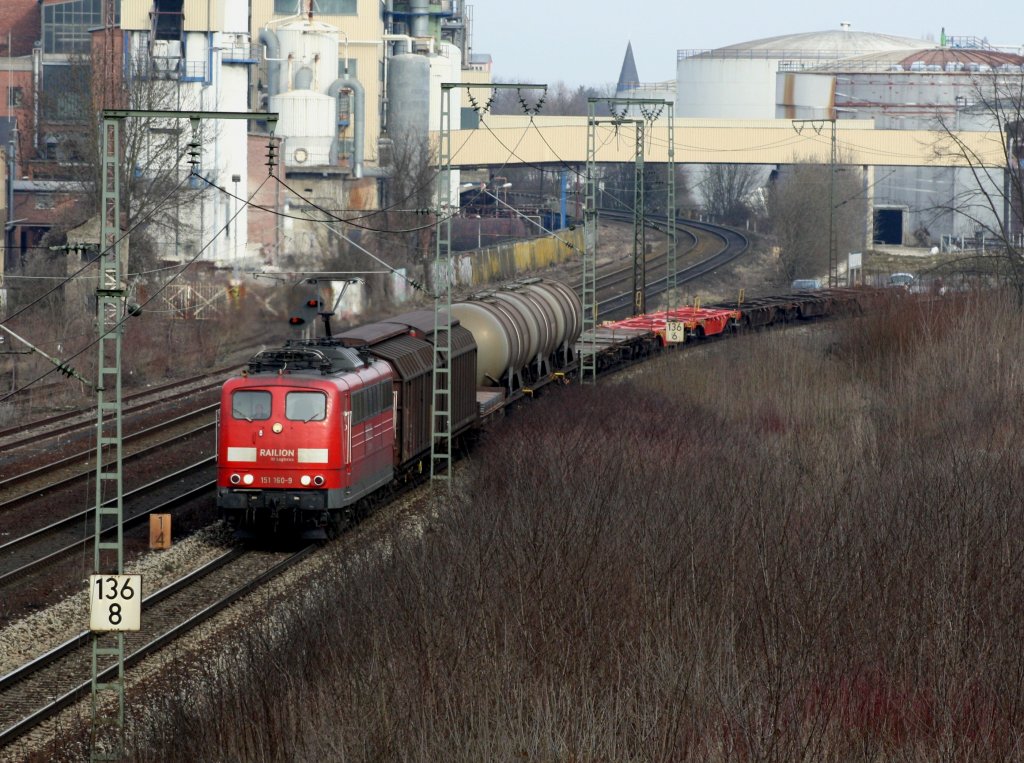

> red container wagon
[608,306,740,344]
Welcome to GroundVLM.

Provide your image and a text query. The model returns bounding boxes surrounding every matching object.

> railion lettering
[259,448,296,458]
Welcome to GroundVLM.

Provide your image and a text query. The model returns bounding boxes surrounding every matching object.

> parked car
[791,278,823,291]
[888,272,915,290]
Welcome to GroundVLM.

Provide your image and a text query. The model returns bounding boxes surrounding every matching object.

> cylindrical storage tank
[451,299,525,387]
[387,53,430,145]
[275,20,340,94]
[428,44,462,133]
[518,279,582,351]
[270,91,335,166]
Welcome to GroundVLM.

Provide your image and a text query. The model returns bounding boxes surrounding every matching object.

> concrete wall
[428,228,584,289]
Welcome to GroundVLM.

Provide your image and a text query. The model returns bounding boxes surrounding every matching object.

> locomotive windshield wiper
[233,408,253,422]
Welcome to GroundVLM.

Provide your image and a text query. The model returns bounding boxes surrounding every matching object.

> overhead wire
[217,179,444,233]
[264,173,437,298]
[0,169,274,404]
[202,108,491,234]
[264,89,577,290]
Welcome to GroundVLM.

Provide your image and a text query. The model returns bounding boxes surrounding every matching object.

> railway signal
[289,297,321,327]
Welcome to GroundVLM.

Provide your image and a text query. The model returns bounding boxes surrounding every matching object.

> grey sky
[472,1,1016,88]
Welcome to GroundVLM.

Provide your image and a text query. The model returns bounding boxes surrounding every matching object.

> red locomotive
[218,343,397,538]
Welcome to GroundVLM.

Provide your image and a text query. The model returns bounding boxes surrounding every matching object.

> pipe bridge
[436,115,1003,168]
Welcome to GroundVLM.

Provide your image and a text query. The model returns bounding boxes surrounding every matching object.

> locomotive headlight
[300,475,312,486]
[313,475,325,487]
[272,422,283,434]
[242,473,255,485]
[229,474,241,485]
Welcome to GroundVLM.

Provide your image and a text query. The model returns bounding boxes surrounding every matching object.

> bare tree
[932,71,1024,298]
[768,159,867,283]
[377,132,436,270]
[701,163,766,226]
[312,133,437,312]
[592,162,696,219]
[37,54,214,277]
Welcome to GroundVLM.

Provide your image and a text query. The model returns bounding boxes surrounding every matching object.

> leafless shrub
[114,294,1024,761]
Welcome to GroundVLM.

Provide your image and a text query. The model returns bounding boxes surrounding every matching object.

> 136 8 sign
[665,321,687,344]
[89,575,142,632]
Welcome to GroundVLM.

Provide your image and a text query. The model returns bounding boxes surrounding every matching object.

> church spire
[616,41,640,92]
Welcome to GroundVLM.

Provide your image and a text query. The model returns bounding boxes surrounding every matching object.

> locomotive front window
[286,391,327,422]
[232,390,272,421]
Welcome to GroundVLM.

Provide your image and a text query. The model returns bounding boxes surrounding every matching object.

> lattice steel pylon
[581,97,673,383]
[90,109,276,762]
[581,100,600,384]
[632,119,646,315]
[430,82,545,480]
[90,115,126,763]
[792,117,837,287]
[829,117,837,288]
[431,84,455,481]
[663,103,676,312]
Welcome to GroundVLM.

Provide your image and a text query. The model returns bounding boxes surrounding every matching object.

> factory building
[1,0,479,272]
[675,25,1024,246]
[113,0,474,268]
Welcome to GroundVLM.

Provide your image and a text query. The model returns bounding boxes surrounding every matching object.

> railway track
[0,225,754,757]
[576,213,750,319]
[0,544,315,752]
[0,406,216,507]
[0,394,219,629]
[0,373,224,477]
[0,459,215,588]
[0,369,225,444]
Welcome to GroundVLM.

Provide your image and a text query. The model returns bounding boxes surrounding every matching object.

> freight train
[216,278,879,539]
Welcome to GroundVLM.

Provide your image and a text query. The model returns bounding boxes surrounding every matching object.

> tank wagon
[217,278,582,538]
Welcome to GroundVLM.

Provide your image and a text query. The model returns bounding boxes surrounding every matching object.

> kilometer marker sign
[89,574,142,632]
[665,321,687,344]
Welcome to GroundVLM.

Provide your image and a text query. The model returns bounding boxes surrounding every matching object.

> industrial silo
[265,17,343,169]
[271,90,336,167]
[676,27,928,118]
[387,52,430,146]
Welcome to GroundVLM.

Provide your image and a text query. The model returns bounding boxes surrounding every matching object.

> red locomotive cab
[220,380,339,490]
[217,343,395,539]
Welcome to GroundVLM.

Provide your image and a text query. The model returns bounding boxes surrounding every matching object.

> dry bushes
[112,291,1024,761]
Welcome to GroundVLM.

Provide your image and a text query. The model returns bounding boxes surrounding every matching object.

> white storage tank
[428,42,463,130]
[677,28,928,118]
[275,19,340,94]
[271,91,335,166]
